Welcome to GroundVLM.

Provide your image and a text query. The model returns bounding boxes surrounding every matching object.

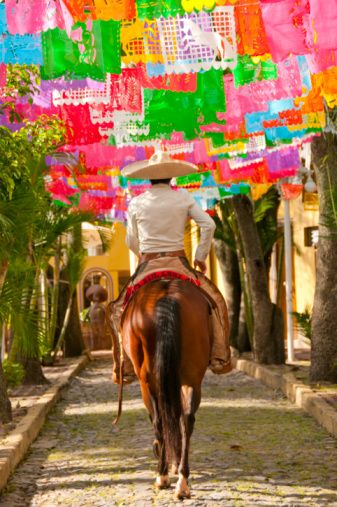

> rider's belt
[139,250,186,263]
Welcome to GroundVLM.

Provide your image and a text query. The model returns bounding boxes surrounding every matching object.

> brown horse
[119,278,212,499]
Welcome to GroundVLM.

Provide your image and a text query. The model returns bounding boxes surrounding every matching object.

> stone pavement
[0,358,336,507]
[233,356,337,438]
[0,356,89,492]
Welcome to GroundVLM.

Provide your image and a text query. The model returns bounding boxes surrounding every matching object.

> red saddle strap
[123,270,201,308]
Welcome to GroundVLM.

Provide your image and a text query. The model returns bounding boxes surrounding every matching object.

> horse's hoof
[174,475,190,499]
[174,488,191,500]
[155,475,171,489]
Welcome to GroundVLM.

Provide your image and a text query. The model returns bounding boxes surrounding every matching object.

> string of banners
[1,0,336,219]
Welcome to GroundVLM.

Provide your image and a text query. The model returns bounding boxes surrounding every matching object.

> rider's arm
[126,201,140,256]
[188,197,216,263]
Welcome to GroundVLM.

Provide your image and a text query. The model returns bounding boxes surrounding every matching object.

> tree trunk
[53,288,80,358]
[310,133,337,382]
[48,238,61,353]
[0,360,12,423]
[0,261,12,422]
[212,239,241,348]
[64,223,85,357]
[237,298,251,353]
[232,195,285,364]
[0,259,9,295]
[64,290,84,357]
[21,357,49,385]
[57,276,84,357]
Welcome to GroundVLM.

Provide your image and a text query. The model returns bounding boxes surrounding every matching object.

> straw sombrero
[121,151,199,180]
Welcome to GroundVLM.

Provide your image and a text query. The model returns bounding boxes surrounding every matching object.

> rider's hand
[194,259,207,273]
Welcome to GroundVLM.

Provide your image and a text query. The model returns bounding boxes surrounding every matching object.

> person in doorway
[109,151,232,384]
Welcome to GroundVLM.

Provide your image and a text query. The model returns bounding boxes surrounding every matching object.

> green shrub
[292,307,312,341]
[2,359,25,387]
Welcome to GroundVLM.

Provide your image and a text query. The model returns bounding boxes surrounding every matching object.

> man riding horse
[109,151,232,384]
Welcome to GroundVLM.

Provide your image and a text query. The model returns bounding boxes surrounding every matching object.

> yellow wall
[279,197,318,313]
[210,246,226,297]
[291,197,318,313]
[82,223,130,299]
[185,221,216,281]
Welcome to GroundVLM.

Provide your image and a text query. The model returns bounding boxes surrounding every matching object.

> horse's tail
[154,296,182,462]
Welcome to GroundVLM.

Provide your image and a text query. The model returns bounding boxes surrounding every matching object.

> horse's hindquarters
[121,279,211,499]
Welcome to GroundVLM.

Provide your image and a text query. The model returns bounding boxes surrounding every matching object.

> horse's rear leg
[153,410,170,489]
[140,382,170,489]
[155,429,170,489]
[175,386,199,500]
[175,412,194,499]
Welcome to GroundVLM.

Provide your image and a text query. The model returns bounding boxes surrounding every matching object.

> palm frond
[292,308,312,340]
[63,246,86,291]
[213,200,236,251]
[254,186,280,256]
[33,207,93,263]
[0,212,14,243]
[0,182,41,261]
[0,261,42,358]
[253,186,280,223]
[95,223,114,253]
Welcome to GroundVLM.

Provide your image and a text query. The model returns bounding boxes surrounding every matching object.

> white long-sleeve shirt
[126,184,215,262]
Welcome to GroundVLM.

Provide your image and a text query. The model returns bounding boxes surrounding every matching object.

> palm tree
[0,117,66,382]
[0,67,92,416]
[213,200,244,350]
[0,129,38,419]
[213,187,284,363]
[310,131,337,382]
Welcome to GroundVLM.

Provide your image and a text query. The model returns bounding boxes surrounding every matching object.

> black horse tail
[154,296,182,463]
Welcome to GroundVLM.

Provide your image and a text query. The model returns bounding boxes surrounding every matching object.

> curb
[233,357,337,438]
[0,354,89,493]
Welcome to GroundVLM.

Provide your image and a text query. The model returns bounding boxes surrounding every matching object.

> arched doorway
[79,268,114,350]
[79,268,113,312]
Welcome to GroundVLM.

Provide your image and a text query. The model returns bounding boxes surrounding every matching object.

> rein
[113,357,124,425]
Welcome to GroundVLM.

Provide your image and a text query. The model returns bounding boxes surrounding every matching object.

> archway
[79,268,114,350]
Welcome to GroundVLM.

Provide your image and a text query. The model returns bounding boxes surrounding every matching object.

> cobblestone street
[1,358,336,507]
